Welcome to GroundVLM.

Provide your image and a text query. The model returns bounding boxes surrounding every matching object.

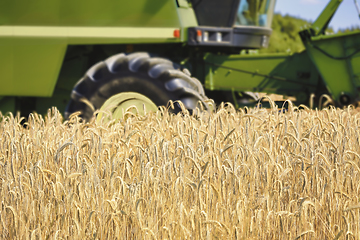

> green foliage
[338,26,360,33]
[261,14,359,53]
[260,14,311,53]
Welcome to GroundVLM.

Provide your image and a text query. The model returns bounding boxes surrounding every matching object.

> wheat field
[0,101,360,239]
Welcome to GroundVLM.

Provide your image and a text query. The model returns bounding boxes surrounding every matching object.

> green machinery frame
[202,0,360,107]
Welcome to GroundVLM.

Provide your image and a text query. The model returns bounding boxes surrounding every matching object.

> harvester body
[0,0,188,96]
[0,0,359,117]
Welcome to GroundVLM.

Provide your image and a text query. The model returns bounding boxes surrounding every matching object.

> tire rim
[96,92,158,122]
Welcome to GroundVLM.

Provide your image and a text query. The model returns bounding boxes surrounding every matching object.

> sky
[274,0,360,31]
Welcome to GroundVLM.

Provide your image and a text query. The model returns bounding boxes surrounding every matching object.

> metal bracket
[310,0,343,36]
[355,0,360,19]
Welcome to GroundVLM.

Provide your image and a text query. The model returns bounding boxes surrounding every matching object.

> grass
[0,101,360,239]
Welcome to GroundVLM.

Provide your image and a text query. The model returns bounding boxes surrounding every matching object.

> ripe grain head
[0,103,360,239]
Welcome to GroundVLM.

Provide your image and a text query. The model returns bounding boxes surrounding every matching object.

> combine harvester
[0,0,359,120]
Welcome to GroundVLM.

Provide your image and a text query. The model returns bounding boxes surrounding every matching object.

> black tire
[65,52,209,121]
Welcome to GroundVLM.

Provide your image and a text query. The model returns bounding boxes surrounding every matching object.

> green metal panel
[203,51,320,103]
[0,37,67,97]
[0,0,195,98]
[176,7,198,42]
[0,26,183,45]
[0,0,180,28]
[304,31,360,104]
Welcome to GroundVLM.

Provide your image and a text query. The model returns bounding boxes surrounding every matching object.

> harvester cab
[188,0,275,50]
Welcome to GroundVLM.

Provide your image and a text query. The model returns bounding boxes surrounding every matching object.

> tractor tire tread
[65,52,208,120]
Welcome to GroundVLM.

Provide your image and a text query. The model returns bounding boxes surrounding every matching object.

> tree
[260,14,310,53]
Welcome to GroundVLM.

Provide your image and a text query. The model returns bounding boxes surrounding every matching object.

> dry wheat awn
[0,102,359,239]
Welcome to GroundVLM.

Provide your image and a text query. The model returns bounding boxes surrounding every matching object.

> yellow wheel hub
[96,92,158,121]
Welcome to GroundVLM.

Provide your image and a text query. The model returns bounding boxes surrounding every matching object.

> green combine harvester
[0,0,359,120]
